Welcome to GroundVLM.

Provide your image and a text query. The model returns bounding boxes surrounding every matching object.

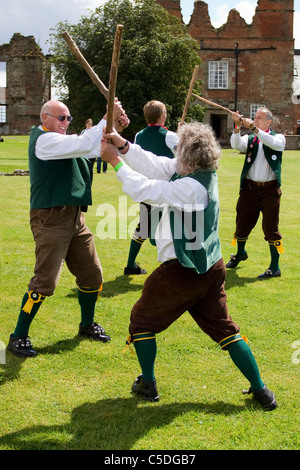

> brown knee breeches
[28,206,103,296]
[129,258,240,345]
[234,180,282,241]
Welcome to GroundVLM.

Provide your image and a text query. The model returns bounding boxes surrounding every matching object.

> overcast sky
[0,0,299,91]
[0,0,299,54]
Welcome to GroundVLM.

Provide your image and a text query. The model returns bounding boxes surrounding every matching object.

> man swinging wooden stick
[7,26,129,359]
[192,93,285,279]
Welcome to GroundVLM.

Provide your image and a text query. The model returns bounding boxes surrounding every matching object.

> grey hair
[258,107,274,121]
[176,121,221,174]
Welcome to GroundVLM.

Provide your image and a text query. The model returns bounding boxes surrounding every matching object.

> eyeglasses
[45,113,73,122]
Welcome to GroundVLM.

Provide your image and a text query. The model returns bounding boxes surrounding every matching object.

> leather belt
[244,179,276,188]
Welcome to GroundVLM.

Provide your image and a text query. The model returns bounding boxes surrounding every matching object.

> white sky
[0,0,299,54]
[0,0,299,87]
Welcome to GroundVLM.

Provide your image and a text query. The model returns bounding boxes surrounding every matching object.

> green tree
[48,0,204,138]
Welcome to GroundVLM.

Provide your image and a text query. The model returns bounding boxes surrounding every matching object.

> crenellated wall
[157,0,298,139]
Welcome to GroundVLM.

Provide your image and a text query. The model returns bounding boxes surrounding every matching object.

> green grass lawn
[0,136,299,450]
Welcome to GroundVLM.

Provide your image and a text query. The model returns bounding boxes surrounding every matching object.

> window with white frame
[250,104,264,120]
[208,62,228,89]
[0,62,7,123]
[0,105,6,123]
[0,62,7,88]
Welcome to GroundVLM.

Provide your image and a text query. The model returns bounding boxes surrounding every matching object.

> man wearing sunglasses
[7,99,129,358]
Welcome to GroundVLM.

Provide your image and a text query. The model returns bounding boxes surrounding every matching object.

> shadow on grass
[0,353,26,385]
[35,335,85,355]
[100,275,145,297]
[66,275,144,299]
[0,396,247,450]
[224,268,258,289]
[0,336,85,385]
[65,269,262,298]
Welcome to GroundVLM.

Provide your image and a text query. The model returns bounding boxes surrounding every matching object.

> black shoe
[258,268,281,279]
[7,334,37,358]
[226,252,248,268]
[131,374,159,402]
[78,322,110,342]
[124,263,147,275]
[242,384,278,410]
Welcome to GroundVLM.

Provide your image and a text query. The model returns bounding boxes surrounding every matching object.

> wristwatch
[117,140,129,150]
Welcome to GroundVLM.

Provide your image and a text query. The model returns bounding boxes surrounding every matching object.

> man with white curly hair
[100,121,277,411]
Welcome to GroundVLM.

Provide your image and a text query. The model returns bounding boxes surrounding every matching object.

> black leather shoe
[78,322,110,342]
[124,263,147,275]
[258,268,281,279]
[226,252,248,268]
[242,384,278,410]
[131,374,159,402]
[7,334,37,358]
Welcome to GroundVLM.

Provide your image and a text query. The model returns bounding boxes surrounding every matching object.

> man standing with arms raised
[7,99,129,358]
[226,107,285,279]
[100,122,278,411]
[124,100,179,275]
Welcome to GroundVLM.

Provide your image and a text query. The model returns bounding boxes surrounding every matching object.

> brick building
[294,51,300,134]
[157,0,299,143]
[1,2,299,139]
[0,33,50,135]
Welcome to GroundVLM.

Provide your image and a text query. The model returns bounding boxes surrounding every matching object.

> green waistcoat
[150,170,222,274]
[135,126,175,158]
[240,131,282,188]
[29,126,92,210]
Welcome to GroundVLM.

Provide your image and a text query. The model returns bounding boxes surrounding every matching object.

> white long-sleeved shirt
[230,129,285,182]
[35,119,106,161]
[134,128,179,154]
[116,143,209,262]
[164,130,180,153]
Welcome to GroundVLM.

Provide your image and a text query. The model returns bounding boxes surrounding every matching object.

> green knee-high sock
[269,243,280,271]
[126,238,144,268]
[237,239,247,257]
[133,332,157,382]
[227,339,264,391]
[13,291,45,338]
[78,286,101,327]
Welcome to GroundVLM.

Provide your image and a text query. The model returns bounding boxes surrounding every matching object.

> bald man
[7,100,129,358]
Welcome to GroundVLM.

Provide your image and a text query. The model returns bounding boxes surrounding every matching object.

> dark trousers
[97,157,107,173]
[234,179,282,241]
[129,258,240,345]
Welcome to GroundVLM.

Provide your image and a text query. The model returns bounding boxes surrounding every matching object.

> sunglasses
[45,113,73,122]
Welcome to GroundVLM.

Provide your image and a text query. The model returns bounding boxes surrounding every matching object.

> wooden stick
[191,92,235,116]
[62,31,109,99]
[180,65,199,125]
[105,24,123,133]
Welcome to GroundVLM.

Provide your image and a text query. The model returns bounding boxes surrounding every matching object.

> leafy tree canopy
[48,0,204,138]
